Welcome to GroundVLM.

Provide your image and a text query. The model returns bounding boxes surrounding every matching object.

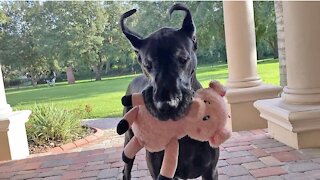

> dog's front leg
[201,149,219,180]
[201,167,218,180]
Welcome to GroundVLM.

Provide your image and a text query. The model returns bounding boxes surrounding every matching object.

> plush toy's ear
[209,80,226,97]
[209,80,217,89]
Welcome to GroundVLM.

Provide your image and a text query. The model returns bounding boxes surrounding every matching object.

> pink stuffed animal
[117,80,231,180]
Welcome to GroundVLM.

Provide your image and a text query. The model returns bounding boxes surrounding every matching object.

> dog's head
[120,3,197,120]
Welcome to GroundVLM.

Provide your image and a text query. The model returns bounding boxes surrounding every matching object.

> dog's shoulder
[126,75,149,94]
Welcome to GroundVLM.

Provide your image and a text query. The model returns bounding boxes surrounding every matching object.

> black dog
[120,3,219,180]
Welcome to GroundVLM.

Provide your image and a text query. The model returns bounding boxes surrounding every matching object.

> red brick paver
[1,120,320,180]
[272,151,302,162]
[249,167,287,178]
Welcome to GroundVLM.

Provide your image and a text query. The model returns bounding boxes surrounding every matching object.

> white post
[223,1,282,131]
[255,2,320,149]
[0,65,31,161]
[0,67,12,119]
[224,1,262,88]
[281,2,320,104]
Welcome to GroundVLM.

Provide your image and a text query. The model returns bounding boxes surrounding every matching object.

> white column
[254,2,320,149]
[0,67,12,119]
[281,2,320,104]
[224,1,262,88]
[223,1,282,131]
[0,64,31,161]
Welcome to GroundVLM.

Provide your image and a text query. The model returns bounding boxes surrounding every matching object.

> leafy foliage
[254,1,277,59]
[0,1,277,86]
[26,103,90,145]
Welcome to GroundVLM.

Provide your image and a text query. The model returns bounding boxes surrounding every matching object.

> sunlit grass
[6,59,280,118]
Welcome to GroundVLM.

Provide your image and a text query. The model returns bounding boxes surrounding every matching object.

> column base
[0,110,31,161]
[254,98,320,149]
[227,77,262,88]
[225,84,282,131]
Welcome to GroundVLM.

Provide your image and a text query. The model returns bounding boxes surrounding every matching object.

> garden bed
[28,126,97,154]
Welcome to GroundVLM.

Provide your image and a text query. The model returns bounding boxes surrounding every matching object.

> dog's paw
[117,119,129,135]
[121,95,133,106]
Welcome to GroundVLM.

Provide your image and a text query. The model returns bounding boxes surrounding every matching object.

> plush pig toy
[117,80,231,180]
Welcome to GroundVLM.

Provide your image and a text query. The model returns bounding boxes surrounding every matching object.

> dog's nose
[157,102,172,113]
[156,98,180,111]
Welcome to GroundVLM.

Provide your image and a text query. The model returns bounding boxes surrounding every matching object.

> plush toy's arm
[159,138,179,179]
[117,106,139,135]
[122,136,144,163]
[131,93,144,106]
[121,93,144,106]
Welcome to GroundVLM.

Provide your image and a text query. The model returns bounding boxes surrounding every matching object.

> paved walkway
[1,118,320,179]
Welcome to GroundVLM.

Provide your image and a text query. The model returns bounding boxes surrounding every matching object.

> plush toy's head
[186,81,228,142]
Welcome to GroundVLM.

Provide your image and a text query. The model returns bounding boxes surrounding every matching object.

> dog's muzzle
[143,86,193,121]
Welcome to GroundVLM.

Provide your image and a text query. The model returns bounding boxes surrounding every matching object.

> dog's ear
[169,3,196,38]
[120,9,144,50]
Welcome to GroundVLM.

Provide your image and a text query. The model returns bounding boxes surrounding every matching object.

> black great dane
[120,3,219,180]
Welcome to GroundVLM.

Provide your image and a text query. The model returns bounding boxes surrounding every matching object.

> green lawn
[6,59,280,119]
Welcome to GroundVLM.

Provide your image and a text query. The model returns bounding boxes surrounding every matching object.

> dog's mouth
[143,86,194,121]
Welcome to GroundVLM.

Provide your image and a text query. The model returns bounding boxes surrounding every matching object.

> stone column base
[0,110,31,161]
[225,84,282,131]
[254,98,320,149]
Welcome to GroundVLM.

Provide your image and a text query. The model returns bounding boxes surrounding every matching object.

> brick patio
[1,119,320,180]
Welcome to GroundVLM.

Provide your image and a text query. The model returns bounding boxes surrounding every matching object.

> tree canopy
[0,1,277,86]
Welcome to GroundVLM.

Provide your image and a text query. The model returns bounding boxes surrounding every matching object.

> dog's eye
[144,63,152,71]
[202,115,210,121]
[179,57,189,65]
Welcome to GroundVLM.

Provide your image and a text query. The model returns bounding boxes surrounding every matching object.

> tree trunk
[274,1,287,87]
[93,65,102,81]
[66,66,75,84]
[273,38,279,59]
[267,39,279,59]
[105,60,110,74]
[29,71,38,87]
[30,75,38,87]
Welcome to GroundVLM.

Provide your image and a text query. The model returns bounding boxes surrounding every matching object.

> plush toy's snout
[185,99,205,122]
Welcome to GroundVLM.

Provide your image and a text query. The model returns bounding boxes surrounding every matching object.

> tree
[38,2,131,81]
[254,1,278,59]
[125,2,226,65]
[0,2,49,86]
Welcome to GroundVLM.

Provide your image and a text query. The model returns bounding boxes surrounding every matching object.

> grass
[6,59,280,119]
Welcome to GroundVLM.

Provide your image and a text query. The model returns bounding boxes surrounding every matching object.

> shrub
[26,104,89,145]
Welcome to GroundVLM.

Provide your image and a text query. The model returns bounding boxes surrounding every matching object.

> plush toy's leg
[123,136,144,163]
[159,138,179,179]
[209,128,231,148]
[117,106,139,135]
[157,175,173,180]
